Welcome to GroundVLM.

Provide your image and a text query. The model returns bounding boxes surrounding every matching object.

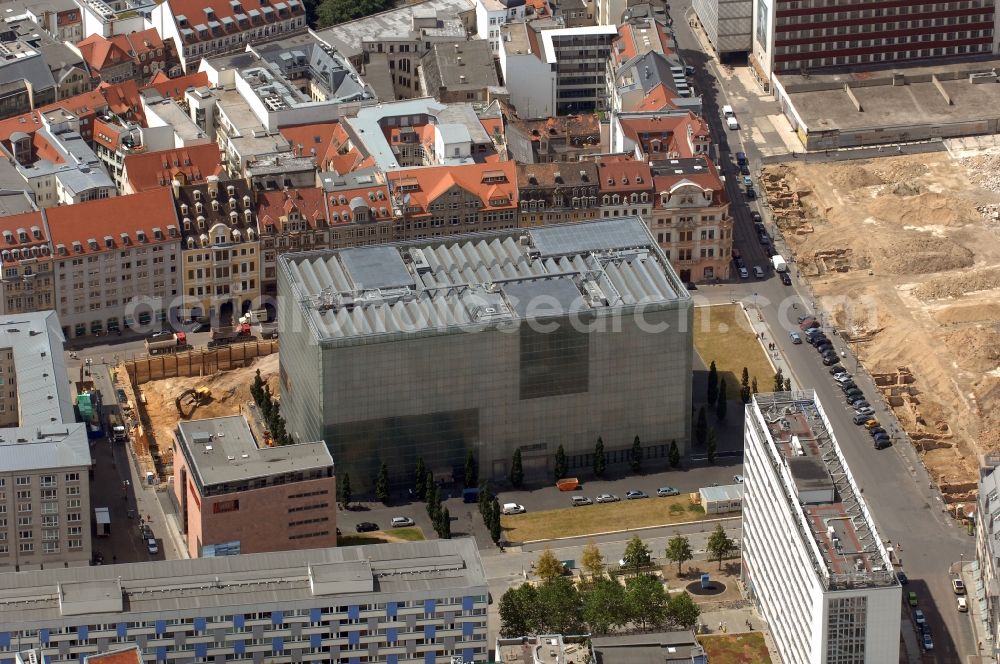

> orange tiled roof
[258,187,329,229]
[634,84,678,113]
[46,189,180,256]
[144,71,210,100]
[123,143,223,192]
[84,648,143,664]
[652,156,725,204]
[595,155,652,193]
[77,34,131,72]
[279,122,340,169]
[325,182,393,224]
[166,0,305,45]
[0,212,52,265]
[388,161,517,214]
[617,112,710,158]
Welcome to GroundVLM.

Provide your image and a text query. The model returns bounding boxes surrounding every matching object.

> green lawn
[501,496,706,543]
[338,527,425,547]
[694,305,774,392]
[698,633,772,663]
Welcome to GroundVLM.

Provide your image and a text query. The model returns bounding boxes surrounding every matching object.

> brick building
[172,415,336,558]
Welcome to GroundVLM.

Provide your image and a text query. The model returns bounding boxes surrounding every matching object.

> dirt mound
[890,181,923,196]
[869,191,979,228]
[827,163,884,191]
[913,267,1000,301]
[961,153,1000,193]
[866,233,973,275]
[933,303,1000,325]
[873,160,929,182]
[942,326,1000,372]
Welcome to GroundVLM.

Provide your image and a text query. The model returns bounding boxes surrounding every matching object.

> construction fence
[123,340,279,385]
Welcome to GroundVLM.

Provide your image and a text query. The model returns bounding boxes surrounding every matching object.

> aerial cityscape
[0,0,996,661]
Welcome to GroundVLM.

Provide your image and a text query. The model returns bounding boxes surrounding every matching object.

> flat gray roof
[175,415,332,488]
[279,217,688,343]
[780,58,1000,133]
[0,311,90,474]
[0,538,487,625]
[312,0,472,60]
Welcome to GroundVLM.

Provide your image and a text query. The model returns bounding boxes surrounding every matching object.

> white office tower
[742,391,901,664]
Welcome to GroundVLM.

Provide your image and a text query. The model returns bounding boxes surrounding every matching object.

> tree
[426,481,440,522]
[631,436,642,473]
[537,577,585,635]
[622,534,652,577]
[535,548,565,584]
[707,360,719,405]
[478,480,491,518]
[499,584,540,637]
[773,368,785,393]
[667,591,701,629]
[580,543,605,580]
[695,406,708,447]
[414,457,427,501]
[338,472,352,509]
[751,376,759,394]
[668,440,680,468]
[464,450,478,488]
[625,574,668,632]
[784,377,792,392]
[439,506,451,539]
[490,508,503,545]
[251,368,265,405]
[741,366,750,389]
[665,533,693,575]
[554,444,568,480]
[374,462,390,503]
[716,377,728,421]
[593,437,606,477]
[707,523,737,569]
[707,428,717,465]
[740,367,752,404]
[316,0,391,28]
[582,577,627,635]
[510,448,524,488]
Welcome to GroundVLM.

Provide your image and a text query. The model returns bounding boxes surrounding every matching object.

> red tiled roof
[279,122,340,170]
[123,143,223,192]
[327,123,367,175]
[46,189,180,256]
[84,648,143,664]
[166,0,305,45]
[0,211,52,265]
[652,156,725,205]
[387,161,517,214]
[99,80,143,122]
[145,71,210,99]
[617,112,711,159]
[480,117,503,139]
[257,187,330,229]
[77,34,131,72]
[325,183,393,224]
[119,28,165,60]
[595,154,652,193]
[634,84,678,113]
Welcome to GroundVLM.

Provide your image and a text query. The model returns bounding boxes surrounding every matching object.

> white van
[726,116,739,130]
[722,105,735,118]
[501,502,526,515]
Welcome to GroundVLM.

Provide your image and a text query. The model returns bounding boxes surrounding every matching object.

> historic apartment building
[0,212,55,317]
[0,310,92,572]
[172,176,260,323]
[516,161,600,227]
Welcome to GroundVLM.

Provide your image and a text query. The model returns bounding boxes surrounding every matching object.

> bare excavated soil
[763,153,1000,502]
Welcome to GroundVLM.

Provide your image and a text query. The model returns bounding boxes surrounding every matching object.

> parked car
[733,474,745,484]
[738,267,749,279]
[855,406,875,417]
[739,163,751,175]
[391,516,415,528]
[736,151,748,165]
[869,426,886,437]
[595,494,620,503]
[914,608,926,626]
[752,265,765,278]
[789,331,802,344]
[822,354,841,366]
[800,319,820,331]
[874,437,892,450]
[953,578,966,594]
[853,400,872,411]
[845,387,864,398]
[757,232,768,244]
[571,495,593,506]
[146,538,159,555]
[742,175,753,187]
[921,632,934,652]
[745,187,756,200]
[751,211,762,223]
[846,394,867,406]
[897,571,909,585]
[834,373,853,384]
[356,522,380,532]
[830,365,847,375]
[839,381,857,392]
[502,503,526,515]
[908,591,919,606]
[958,596,968,612]
[780,272,792,285]
[625,490,649,500]
[657,486,680,497]
[854,412,875,425]
[815,343,835,355]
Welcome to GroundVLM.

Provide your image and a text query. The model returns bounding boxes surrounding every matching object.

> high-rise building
[742,391,901,663]
[278,217,693,490]
[751,0,998,83]
[0,539,489,664]
[0,311,91,572]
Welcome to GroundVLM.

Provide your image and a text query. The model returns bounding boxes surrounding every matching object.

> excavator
[175,387,212,419]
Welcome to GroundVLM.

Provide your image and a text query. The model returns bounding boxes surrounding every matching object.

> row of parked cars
[571,487,681,506]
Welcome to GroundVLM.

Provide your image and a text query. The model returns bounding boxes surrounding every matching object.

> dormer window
[88,239,98,251]
[636,176,644,184]
[153,228,163,240]
[104,236,114,249]
[193,190,202,201]
[137,231,147,243]
[121,233,131,245]
[168,225,178,237]
[72,241,82,252]
[56,244,66,255]
[622,177,629,185]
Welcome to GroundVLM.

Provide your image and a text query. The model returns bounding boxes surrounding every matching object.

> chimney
[171,179,181,198]
[207,175,219,198]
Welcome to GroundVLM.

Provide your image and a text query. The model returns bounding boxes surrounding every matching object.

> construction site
[115,346,281,485]
[759,150,1000,504]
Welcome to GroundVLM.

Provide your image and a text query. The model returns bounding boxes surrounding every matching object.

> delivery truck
[771,255,788,273]
[95,507,111,536]
[144,331,191,355]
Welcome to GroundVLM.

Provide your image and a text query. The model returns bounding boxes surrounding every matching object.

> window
[15,477,30,485]
[213,500,240,514]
